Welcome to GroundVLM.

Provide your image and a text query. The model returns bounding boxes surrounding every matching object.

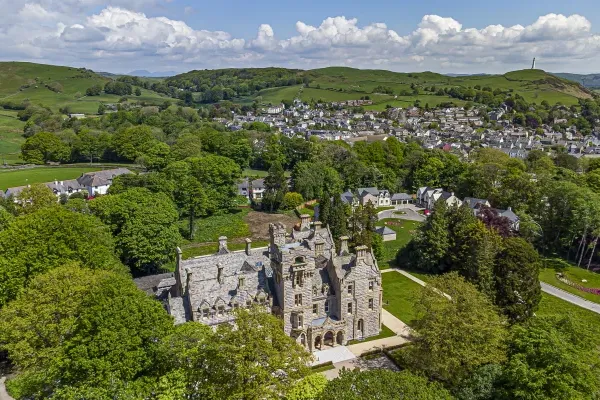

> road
[540,282,600,315]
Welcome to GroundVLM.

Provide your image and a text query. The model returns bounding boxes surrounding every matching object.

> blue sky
[1,0,600,74]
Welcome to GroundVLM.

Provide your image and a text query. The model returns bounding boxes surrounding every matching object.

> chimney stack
[339,236,349,256]
[218,236,228,254]
[314,221,322,231]
[300,214,311,231]
[355,245,368,261]
[315,240,324,257]
[245,238,252,255]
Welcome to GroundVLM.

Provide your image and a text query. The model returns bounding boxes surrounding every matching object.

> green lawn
[539,266,600,304]
[347,324,396,345]
[536,293,600,340]
[0,166,109,190]
[376,219,420,269]
[382,272,423,326]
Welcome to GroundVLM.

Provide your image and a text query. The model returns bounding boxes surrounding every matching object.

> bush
[282,192,304,210]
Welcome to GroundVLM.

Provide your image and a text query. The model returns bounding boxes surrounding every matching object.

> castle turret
[269,222,287,249]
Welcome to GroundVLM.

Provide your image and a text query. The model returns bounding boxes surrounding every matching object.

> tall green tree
[0,265,173,398]
[0,207,124,306]
[262,161,288,212]
[400,272,507,384]
[89,188,181,273]
[409,200,450,273]
[21,132,71,164]
[493,237,541,323]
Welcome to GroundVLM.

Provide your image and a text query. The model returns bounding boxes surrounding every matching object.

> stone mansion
[141,215,383,352]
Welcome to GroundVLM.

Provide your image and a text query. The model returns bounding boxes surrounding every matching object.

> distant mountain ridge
[552,73,600,88]
[128,70,177,78]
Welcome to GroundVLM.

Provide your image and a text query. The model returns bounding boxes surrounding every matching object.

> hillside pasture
[0,110,25,164]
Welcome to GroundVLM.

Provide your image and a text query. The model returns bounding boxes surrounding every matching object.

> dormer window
[202,308,209,319]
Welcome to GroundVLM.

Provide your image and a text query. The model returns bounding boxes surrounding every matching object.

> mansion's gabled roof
[181,246,271,313]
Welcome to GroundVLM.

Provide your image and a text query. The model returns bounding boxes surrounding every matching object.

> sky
[1,0,600,75]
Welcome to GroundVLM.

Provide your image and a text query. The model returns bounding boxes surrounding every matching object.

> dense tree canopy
[0,207,124,306]
[89,188,181,273]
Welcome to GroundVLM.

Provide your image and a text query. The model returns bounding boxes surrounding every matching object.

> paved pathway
[541,282,600,315]
[0,377,14,400]
[312,346,356,366]
[378,207,425,222]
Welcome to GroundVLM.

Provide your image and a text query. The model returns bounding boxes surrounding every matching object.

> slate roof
[391,193,412,201]
[376,226,396,236]
[463,197,491,209]
[180,246,271,313]
[77,168,131,187]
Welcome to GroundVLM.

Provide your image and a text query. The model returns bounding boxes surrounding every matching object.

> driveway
[540,283,600,315]
[378,206,425,222]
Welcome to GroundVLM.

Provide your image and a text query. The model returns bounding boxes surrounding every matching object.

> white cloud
[1,3,599,73]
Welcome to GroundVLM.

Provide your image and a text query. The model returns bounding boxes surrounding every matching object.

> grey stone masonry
[147,219,382,352]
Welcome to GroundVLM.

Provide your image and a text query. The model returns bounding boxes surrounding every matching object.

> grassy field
[539,266,600,304]
[0,62,173,114]
[0,110,25,164]
[347,324,395,345]
[536,293,600,340]
[0,166,110,190]
[364,95,466,111]
[382,272,422,326]
[376,219,420,270]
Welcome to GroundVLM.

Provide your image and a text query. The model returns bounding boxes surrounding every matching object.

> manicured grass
[376,219,420,269]
[402,270,435,284]
[347,324,396,345]
[0,166,108,190]
[539,266,600,304]
[184,208,251,243]
[382,272,422,326]
[536,293,600,340]
[311,363,335,373]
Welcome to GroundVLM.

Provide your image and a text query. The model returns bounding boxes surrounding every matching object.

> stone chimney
[217,264,224,284]
[355,245,368,261]
[245,238,252,255]
[269,222,287,248]
[315,240,325,257]
[218,236,228,254]
[313,221,322,231]
[174,247,183,296]
[339,236,349,256]
[300,214,311,231]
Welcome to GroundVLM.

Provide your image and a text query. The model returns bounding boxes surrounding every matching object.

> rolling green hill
[167,66,591,107]
[0,62,173,114]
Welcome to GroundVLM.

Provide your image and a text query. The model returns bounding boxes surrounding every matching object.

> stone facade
[156,215,382,352]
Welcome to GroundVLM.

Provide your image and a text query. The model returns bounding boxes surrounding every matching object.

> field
[0,62,173,114]
[539,266,600,304]
[0,166,109,190]
[376,219,420,269]
[0,110,25,164]
[382,272,423,326]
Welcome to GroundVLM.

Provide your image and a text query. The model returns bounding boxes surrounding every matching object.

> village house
[141,216,383,352]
